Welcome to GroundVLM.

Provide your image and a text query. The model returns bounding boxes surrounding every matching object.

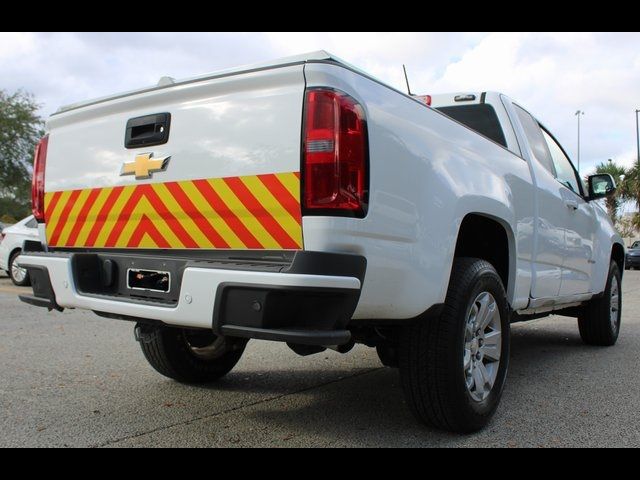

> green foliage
[594,160,627,221]
[0,89,44,219]
[618,163,640,211]
[592,158,640,237]
[0,213,17,224]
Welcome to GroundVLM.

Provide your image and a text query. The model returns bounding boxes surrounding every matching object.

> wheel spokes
[481,331,502,362]
[465,291,503,403]
[477,361,494,391]
[466,304,478,338]
[472,365,486,399]
[464,349,473,371]
[12,264,26,282]
[477,293,498,331]
[611,295,619,309]
[475,293,491,329]
[610,278,621,329]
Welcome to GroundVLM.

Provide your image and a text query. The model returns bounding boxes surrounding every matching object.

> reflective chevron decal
[44,172,302,250]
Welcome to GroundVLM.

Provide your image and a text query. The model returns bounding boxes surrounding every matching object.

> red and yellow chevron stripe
[44,172,303,250]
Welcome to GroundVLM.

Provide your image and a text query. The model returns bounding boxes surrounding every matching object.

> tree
[619,163,640,210]
[0,213,17,224]
[594,159,627,221]
[0,89,44,219]
[616,214,638,239]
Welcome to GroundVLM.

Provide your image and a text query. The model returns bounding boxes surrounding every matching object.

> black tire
[136,323,247,384]
[376,344,399,368]
[578,261,622,347]
[9,251,30,287]
[399,258,510,433]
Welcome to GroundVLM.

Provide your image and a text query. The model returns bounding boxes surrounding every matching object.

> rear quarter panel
[302,62,535,319]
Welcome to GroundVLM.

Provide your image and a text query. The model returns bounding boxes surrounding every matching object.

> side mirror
[587,173,616,201]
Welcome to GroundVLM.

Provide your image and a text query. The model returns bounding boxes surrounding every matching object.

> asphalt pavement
[1,268,639,447]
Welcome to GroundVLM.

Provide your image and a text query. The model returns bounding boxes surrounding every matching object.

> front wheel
[136,324,247,383]
[399,258,510,433]
[578,261,622,346]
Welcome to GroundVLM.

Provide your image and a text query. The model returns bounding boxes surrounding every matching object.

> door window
[541,129,583,195]
[513,105,556,176]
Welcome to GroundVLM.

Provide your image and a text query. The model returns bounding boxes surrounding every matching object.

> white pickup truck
[19,51,624,433]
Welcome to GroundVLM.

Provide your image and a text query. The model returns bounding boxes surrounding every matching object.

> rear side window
[436,104,507,148]
[513,105,556,176]
[25,218,38,229]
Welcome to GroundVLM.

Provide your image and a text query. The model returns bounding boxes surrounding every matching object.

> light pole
[575,110,584,174]
[636,109,640,168]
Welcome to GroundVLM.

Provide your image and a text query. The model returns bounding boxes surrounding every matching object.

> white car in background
[0,216,39,286]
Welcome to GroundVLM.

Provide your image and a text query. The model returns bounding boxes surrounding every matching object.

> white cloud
[0,32,37,60]
[1,32,639,175]
[429,32,640,173]
[263,31,487,93]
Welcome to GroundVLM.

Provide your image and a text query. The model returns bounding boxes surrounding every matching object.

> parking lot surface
[1,269,639,447]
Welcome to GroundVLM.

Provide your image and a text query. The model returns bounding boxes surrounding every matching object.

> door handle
[565,200,578,211]
[125,113,171,149]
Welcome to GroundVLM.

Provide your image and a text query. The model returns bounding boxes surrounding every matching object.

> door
[540,128,596,295]
[513,105,566,299]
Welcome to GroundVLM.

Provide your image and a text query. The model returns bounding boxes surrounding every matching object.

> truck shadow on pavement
[174,325,611,446]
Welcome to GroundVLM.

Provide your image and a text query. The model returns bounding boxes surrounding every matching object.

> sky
[2,32,640,195]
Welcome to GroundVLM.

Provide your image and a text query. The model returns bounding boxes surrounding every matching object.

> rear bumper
[18,250,365,346]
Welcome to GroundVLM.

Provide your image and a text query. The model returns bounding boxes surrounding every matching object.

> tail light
[0,232,4,245]
[32,135,49,223]
[302,88,368,217]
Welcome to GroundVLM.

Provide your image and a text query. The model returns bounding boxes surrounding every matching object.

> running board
[517,293,593,316]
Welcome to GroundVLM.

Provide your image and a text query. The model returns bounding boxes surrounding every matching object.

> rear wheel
[136,324,247,383]
[578,261,621,346]
[376,344,399,368]
[399,258,510,433]
[9,251,30,287]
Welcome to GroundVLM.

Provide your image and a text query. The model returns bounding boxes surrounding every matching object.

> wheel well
[612,243,624,276]
[454,214,510,290]
[9,248,22,262]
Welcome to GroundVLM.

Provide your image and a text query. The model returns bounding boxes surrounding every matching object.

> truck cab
[429,91,623,310]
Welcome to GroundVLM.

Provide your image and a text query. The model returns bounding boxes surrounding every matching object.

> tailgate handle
[125,113,171,149]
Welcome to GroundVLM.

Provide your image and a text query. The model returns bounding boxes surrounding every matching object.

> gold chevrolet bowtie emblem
[121,153,170,180]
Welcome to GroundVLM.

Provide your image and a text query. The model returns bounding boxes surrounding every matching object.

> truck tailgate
[43,65,305,251]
